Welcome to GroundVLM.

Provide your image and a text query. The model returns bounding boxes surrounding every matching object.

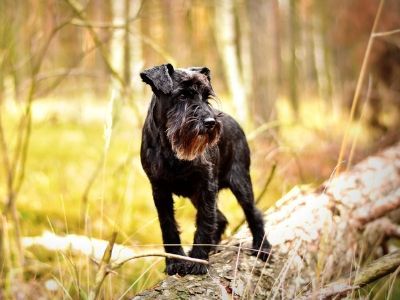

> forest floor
[1,93,399,299]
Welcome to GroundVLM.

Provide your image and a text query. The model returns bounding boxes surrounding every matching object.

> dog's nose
[204,117,216,129]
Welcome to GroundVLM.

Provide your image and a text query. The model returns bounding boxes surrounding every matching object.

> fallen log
[133,141,400,299]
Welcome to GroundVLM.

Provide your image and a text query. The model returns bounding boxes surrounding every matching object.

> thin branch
[9,19,72,203]
[88,232,118,300]
[111,253,209,271]
[36,35,112,98]
[63,0,125,87]
[0,111,12,196]
[69,1,143,30]
[346,75,373,169]
[35,69,101,82]
[126,30,176,64]
[70,18,135,30]
[247,120,285,141]
[352,250,400,287]
[372,28,400,38]
[64,0,147,125]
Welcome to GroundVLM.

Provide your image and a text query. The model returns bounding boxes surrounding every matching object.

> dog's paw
[251,239,272,261]
[166,259,208,276]
[165,259,184,275]
[178,261,208,276]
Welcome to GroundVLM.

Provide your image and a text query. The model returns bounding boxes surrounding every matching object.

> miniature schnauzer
[140,64,270,275]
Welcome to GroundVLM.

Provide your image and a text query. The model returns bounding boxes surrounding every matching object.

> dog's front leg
[181,188,217,275]
[152,185,186,275]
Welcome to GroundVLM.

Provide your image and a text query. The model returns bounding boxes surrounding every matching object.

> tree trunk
[110,0,126,88]
[247,0,280,124]
[214,0,247,123]
[132,141,400,299]
[127,0,144,103]
[312,0,334,106]
[288,0,299,116]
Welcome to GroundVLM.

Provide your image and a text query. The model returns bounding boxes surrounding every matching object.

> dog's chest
[158,156,211,196]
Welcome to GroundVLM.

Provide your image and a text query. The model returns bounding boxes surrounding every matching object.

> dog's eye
[177,93,188,100]
[179,90,195,100]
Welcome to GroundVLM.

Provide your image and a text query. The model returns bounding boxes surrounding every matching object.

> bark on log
[133,142,400,299]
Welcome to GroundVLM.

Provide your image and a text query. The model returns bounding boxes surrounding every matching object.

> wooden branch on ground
[132,141,400,299]
[301,250,400,299]
[354,250,400,287]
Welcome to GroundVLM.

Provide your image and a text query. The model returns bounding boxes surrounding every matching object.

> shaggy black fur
[140,64,271,276]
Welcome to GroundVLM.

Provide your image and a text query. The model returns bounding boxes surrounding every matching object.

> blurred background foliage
[0,0,400,298]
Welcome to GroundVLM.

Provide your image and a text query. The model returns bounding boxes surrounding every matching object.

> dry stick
[346,75,373,170]
[231,163,277,234]
[70,0,144,30]
[301,250,400,300]
[86,234,208,300]
[70,14,141,29]
[353,250,400,287]
[88,232,118,300]
[111,253,208,271]
[335,0,385,176]
[372,28,400,38]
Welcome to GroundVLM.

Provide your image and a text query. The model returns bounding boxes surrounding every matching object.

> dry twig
[88,232,118,300]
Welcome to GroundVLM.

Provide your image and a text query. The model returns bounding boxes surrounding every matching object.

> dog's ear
[190,67,211,81]
[140,64,174,95]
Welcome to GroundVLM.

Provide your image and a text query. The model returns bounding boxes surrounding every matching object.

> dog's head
[140,64,222,160]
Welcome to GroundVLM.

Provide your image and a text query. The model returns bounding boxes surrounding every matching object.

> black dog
[140,64,270,275]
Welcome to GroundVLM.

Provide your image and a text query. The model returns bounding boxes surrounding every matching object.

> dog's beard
[166,118,221,161]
